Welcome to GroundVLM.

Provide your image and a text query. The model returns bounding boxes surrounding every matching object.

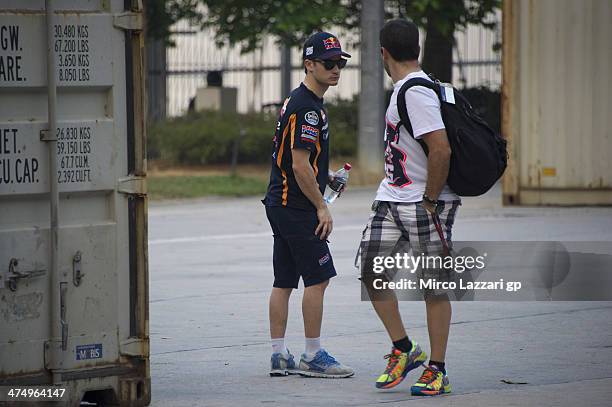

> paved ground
[147,184,612,406]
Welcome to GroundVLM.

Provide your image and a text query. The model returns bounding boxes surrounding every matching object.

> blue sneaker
[299,349,354,378]
[270,349,298,376]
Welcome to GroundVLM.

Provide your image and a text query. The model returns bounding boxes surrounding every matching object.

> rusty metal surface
[502,0,612,205]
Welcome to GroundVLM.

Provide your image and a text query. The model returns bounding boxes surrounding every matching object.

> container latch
[3,258,47,291]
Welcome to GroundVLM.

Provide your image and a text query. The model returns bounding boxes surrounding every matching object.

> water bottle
[324,163,351,204]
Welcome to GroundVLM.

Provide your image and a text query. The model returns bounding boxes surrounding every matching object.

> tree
[145,0,203,46]
[396,0,500,83]
[201,0,360,52]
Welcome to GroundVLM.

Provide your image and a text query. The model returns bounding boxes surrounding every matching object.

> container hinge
[117,176,146,196]
[114,12,143,31]
[2,258,47,291]
[44,340,64,370]
[120,338,149,357]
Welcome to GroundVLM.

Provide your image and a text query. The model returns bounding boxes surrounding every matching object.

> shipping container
[502,0,612,205]
[0,0,149,406]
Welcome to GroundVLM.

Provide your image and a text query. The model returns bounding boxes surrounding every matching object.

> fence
[148,10,501,119]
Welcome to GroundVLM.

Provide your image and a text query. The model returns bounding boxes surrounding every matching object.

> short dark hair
[379,19,420,62]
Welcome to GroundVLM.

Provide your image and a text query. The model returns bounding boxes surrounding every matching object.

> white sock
[304,337,321,358]
[271,338,287,355]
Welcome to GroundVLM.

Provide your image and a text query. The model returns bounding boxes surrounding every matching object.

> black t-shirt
[264,83,330,211]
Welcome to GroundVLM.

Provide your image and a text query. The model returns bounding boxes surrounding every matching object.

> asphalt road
[147,184,612,406]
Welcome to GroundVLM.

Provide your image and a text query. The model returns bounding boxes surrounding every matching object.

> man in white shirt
[360,19,460,396]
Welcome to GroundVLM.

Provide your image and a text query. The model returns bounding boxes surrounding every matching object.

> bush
[326,97,358,157]
[148,110,275,165]
[147,98,359,165]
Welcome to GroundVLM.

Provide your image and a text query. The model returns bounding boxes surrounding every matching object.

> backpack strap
[396,77,443,157]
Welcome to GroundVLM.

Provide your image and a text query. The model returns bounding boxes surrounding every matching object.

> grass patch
[148,174,268,200]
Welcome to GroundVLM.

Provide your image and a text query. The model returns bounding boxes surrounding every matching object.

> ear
[380,47,388,59]
[304,59,314,73]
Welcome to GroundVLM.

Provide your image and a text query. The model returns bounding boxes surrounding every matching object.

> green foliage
[397,0,500,35]
[201,0,360,52]
[326,97,359,157]
[148,110,273,165]
[147,98,359,165]
[145,0,203,46]
[148,175,268,199]
[392,0,501,82]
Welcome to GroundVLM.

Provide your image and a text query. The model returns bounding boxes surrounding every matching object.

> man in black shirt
[262,32,353,378]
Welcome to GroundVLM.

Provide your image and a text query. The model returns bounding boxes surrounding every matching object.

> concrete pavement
[147,184,612,406]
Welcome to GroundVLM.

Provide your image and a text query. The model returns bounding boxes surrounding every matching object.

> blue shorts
[265,205,337,288]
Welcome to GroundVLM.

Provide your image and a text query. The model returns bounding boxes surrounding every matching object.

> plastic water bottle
[324,163,351,204]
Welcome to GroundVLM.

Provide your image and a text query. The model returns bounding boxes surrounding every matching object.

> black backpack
[396,76,507,197]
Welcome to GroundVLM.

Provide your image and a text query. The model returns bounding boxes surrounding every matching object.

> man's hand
[315,205,333,240]
[292,148,332,239]
[327,170,346,196]
[421,200,437,215]
[328,170,335,185]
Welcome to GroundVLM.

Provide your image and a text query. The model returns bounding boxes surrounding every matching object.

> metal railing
[148,12,501,119]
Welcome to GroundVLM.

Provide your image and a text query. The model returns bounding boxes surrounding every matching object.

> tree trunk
[421,16,454,83]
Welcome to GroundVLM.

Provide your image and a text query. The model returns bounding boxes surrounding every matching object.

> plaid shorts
[359,200,461,298]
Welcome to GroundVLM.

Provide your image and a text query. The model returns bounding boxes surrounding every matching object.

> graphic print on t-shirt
[375,70,458,203]
[384,118,412,188]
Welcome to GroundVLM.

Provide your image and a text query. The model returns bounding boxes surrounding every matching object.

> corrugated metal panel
[0,0,149,405]
[502,0,612,205]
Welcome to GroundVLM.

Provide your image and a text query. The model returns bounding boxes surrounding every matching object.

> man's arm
[292,148,333,239]
[420,128,452,212]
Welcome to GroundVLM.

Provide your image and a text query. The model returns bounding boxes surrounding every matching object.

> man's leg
[410,295,452,395]
[302,279,328,341]
[425,295,451,363]
[371,296,406,342]
[364,202,408,341]
[265,206,299,376]
[269,287,293,341]
[410,200,460,396]
[298,278,354,378]
[421,200,459,372]
[362,202,427,389]
[302,280,328,357]
[269,287,298,376]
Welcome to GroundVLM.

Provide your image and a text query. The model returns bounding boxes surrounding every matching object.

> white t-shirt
[375,70,459,203]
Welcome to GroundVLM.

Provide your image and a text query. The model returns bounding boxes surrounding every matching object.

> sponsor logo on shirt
[305,111,319,126]
[301,125,319,143]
